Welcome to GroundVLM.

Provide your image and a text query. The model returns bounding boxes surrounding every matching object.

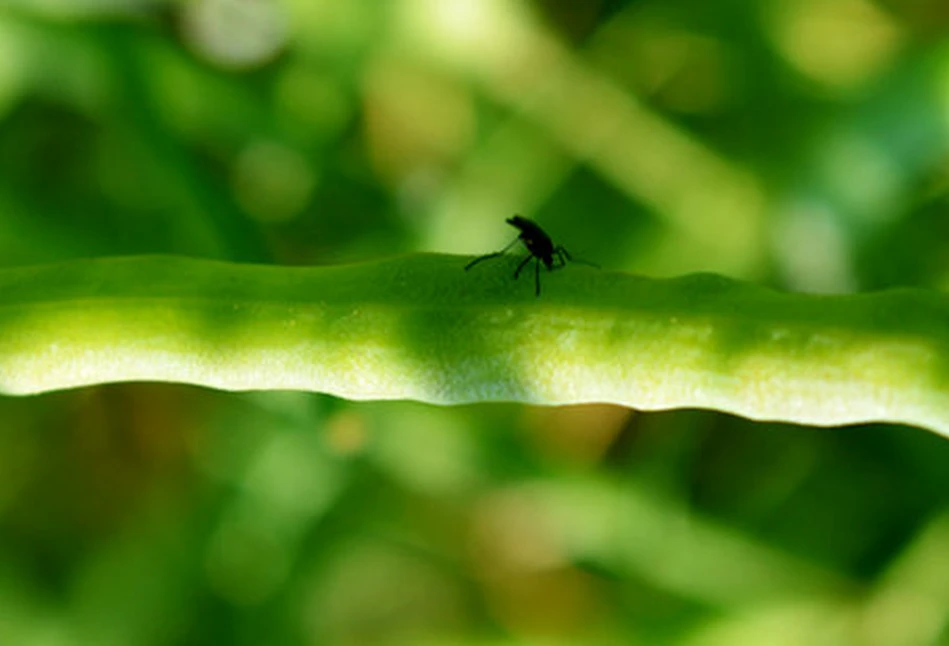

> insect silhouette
[464,216,597,296]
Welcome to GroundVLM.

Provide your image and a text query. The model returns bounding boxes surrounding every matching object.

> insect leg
[513,254,533,279]
[557,246,599,268]
[464,238,520,271]
[534,257,541,295]
[552,248,568,269]
[465,252,503,271]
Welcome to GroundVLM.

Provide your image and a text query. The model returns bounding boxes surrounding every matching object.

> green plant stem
[1,254,947,435]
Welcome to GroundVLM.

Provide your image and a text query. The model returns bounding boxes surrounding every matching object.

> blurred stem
[102,25,270,261]
[1,255,948,437]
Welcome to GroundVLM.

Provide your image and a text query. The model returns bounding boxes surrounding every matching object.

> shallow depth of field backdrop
[2,1,949,645]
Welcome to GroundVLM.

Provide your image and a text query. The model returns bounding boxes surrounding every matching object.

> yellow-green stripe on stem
[1,254,947,436]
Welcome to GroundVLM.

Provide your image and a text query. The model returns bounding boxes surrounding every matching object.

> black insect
[464,216,597,296]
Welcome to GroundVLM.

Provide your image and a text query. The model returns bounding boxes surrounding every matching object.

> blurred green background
[3,0,949,644]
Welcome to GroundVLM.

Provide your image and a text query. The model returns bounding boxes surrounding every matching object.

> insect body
[464,216,596,296]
